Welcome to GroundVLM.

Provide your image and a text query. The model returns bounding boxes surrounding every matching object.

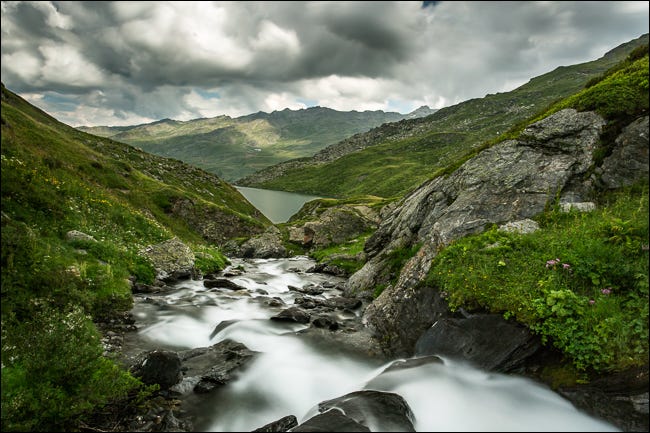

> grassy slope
[250,34,648,199]
[80,107,405,181]
[0,84,268,430]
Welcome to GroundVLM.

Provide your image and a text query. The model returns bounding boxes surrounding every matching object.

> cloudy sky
[1,1,648,127]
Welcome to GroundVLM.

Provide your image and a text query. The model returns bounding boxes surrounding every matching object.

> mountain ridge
[239,33,649,198]
[77,105,435,181]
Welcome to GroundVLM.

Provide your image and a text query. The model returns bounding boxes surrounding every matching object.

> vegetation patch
[426,185,649,373]
[310,233,371,275]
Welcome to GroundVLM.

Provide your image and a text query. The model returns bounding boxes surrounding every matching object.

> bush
[1,305,141,431]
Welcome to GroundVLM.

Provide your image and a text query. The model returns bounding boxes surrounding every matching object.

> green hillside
[79,107,411,181]
[244,34,648,199]
[1,84,269,430]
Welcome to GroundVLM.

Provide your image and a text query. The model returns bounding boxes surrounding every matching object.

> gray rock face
[140,237,195,282]
[237,226,287,258]
[498,219,539,234]
[601,116,649,189]
[414,314,541,373]
[348,109,606,356]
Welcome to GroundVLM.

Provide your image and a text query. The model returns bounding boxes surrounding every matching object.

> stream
[123,256,619,432]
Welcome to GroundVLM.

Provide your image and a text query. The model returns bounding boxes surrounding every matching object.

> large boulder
[237,226,287,258]
[348,109,606,356]
[130,350,182,390]
[173,339,257,395]
[292,410,370,432]
[294,390,415,432]
[140,237,195,283]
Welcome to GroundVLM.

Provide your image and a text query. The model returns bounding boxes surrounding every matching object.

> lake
[235,186,321,223]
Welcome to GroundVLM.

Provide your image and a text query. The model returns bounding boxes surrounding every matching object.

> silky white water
[126,256,619,432]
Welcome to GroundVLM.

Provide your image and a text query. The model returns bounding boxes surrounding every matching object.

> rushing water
[235,186,321,223]
[125,257,619,432]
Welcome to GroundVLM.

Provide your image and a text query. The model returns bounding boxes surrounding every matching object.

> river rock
[130,350,182,390]
[270,307,311,323]
[292,409,370,432]
[414,314,541,373]
[311,316,339,331]
[174,339,257,395]
[252,415,298,432]
[380,355,444,374]
[203,278,248,291]
[295,390,415,432]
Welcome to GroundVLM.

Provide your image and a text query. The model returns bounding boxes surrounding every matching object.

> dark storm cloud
[1,1,648,126]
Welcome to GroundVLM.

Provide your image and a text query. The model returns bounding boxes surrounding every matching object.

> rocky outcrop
[169,197,266,245]
[346,109,606,355]
[236,226,287,258]
[288,205,379,248]
[600,116,649,189]
[140,237,195,283]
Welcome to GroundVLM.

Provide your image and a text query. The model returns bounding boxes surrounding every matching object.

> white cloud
[38,43,106,87]
[250,20,301,57]
[1,51,42,82]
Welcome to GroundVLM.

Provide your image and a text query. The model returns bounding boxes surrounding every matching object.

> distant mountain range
[78,106,436,181]
[239,33,649,199]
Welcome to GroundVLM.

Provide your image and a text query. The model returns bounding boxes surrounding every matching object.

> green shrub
[1,305,141,431]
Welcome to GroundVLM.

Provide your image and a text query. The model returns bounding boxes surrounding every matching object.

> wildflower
[601,287,612,295]
[562,263,571,270]
[545,259,558,268]
[589,299,596,305]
